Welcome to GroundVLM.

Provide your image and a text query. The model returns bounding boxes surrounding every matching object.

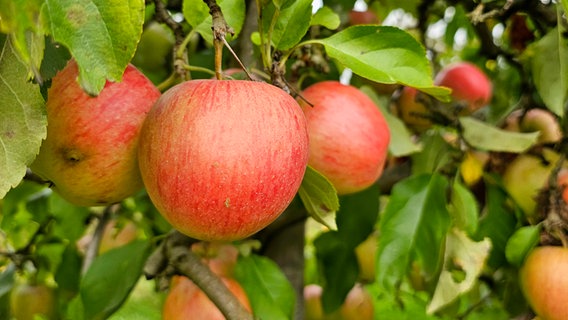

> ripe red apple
[138,80,309,241]
[297,81,390,195]
[557,169,568,204]
[163,275,251,320]
[395,86,433,132]
[348,10,380,25]
[10,283,57,320]
[434,62,492,113]
[30,60,161,206]
[504,109,562,144]
[520,246,568,320]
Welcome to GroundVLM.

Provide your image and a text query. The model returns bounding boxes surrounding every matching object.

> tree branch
[81,204,118,275]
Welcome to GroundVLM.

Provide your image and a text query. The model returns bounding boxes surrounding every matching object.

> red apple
[297,81,390,195]
[348,10,380,26]
[138,80,309,241]
[395,86,433,132]
[163,275,251,320]
[434,62,492,113]
[10,283,57,320]
[30,60,161,206]
[520,246,568,320]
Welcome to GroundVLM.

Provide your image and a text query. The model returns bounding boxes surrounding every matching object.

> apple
[304,284,324,320]
[395,86,433,132]
[355,232,378,282]
[520,246,568,320]
[502,148,561,221]
[504,109,562,144]
[98,220,139,254]
[556,169,568,205]
[434,62,492,113]
[163,275,251,320]
[10,283,57,320]
[192,242,239,277]
[138,80,309,241]
[297,81,390,195]
[131,21,175,83]
[30,60,161,207]
[348,10,380,26]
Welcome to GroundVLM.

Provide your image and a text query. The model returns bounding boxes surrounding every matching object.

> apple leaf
[449,180,479,235]
[80,240,151,320]
[0,264,16,298]
[298,166,339,230]
[0,0,45,79]
[360,85,422,157]
[0,35,47,199]
[505,225,541,268]
[411,130,458,175]
[43,0,145,95]
[183,0,245,45]
[311,6,341,30]
[460,117,539,153]
[336,184,381,247]
[262,0,312,50]
[311,26,451,101]
[427,229,491,314]
[377,173,450,289]
[525,25,568,117]
[234,254,296,320]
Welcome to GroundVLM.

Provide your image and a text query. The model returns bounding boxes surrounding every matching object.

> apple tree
[0,0,567,319]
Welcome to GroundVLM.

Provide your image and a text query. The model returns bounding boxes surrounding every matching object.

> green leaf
[312,26,451,101]
[43,0,145,95]
[0,264,15,297]
[50,192,91,242]
[377,173,450,289]
[183,0,246,45]
[460,117,539,153]
[505,225,541,268]
[313,231,359,313]
[311,6,340,30]
[55,244,83,294]
[450,180,479,235]
[360,85,421,157]
[0,35,46,199]
[0,0,45,78]
[525,26,568,116]
[298,166,339,230]
[263,0,312,50]
[234,254,296,320]
[427,229,491,314]
[336,184,380,246]
[80,240,151,320]
[411,130,458,175]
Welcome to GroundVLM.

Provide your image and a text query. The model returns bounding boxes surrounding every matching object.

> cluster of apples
[31,60,390,242]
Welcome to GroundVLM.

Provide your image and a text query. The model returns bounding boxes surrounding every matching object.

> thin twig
[81,204,118,275]
[154,0,190,80]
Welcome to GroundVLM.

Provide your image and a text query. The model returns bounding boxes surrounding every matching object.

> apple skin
[303,283,374,320]
[30,60,161,207]
[434,62,492,113]
[98,220,139,254]
[557,169,568,204]
[297,81,390,195]
[395,86,433,132]
[138,80,309,241]
[355,232,378,282]
[520,246,568,320]
[505,109,562,144]
[304,284,325,320]
[10,283,57,320]
[502,148,561,220]
[163,275,251,320]
[348,10,380,25]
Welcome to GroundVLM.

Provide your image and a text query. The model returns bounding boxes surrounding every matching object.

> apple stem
[144,231,253,320]
[203,0,234,80]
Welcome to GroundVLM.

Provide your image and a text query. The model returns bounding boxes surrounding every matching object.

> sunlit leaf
[262,0,312,50]
[505,225,541,268]
[234,254,296,320]
[312,26,451,101]
[43,0,145,95]
[0,36,46,199]
[525,26,568,117]
[460,117,539,153]
[449,180,479,235]
[311,6,341,30]
[427,229,491,314]
[298,166,339,230]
